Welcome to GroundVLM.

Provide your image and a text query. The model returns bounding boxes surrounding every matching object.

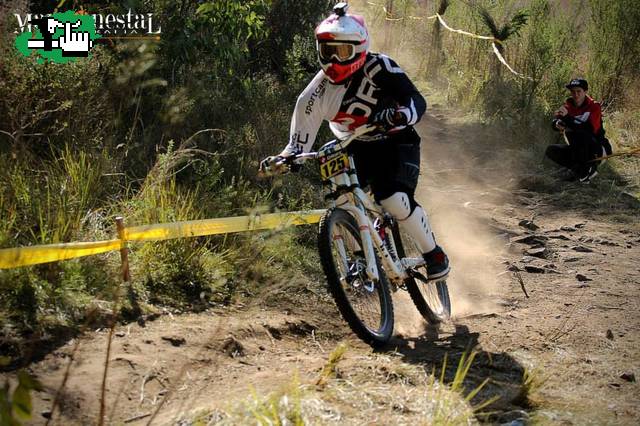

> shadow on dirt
[0,298,155,373]
[0,327,79,373]
[390,323,531,423]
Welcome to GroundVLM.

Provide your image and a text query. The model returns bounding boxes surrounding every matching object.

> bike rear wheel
[392,223,451,323]
[318,208,394,347]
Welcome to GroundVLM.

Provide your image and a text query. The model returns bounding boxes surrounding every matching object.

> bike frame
[266,124,426,286]
[330,188,425,286]
[331,191,402,283]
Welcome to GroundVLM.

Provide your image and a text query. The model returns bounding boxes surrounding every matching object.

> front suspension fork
[336,204,405,284]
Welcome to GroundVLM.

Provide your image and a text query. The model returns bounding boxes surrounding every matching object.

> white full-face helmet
[315,3,370,84]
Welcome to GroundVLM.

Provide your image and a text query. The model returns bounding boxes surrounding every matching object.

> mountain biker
[546,78,612,183]
[259,3,450,280]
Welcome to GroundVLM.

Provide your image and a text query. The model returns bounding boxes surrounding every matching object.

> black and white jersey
[283,52,427,155]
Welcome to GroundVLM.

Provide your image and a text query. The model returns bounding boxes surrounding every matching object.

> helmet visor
[319,42,356,62]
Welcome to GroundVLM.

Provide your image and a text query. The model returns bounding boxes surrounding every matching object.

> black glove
[259,155,284,173]
[259,155,300,175]
[370,108,407,131]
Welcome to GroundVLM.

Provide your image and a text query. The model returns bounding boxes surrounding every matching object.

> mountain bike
[260,125,451,347]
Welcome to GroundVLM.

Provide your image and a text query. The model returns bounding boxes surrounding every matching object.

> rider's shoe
[423,245,450,281]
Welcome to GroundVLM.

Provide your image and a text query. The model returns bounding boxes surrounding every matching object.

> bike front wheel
[318,208,394,347]
[392,223,451,323]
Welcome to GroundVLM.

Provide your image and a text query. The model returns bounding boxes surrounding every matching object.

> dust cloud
[414,117,515,321]
[392,190,507,333]
[424,186,505,319]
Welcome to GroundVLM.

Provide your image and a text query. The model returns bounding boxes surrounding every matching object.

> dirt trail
[5,107,640,424]
[418,106,640,423]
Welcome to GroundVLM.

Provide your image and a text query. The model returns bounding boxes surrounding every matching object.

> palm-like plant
[478,7,529,54]
[437,0,450,15]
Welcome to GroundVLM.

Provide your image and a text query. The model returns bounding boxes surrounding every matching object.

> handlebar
[258,124,379,178]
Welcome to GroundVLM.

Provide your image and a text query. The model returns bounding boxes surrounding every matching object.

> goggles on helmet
[318,42,356,63]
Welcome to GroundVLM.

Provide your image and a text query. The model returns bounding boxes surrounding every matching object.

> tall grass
[0,145,113,247]
[363,0,638,122]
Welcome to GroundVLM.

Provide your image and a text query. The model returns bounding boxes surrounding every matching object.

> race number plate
[320,153,349,180]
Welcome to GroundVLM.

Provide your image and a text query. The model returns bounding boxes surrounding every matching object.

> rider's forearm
[367,55,426,126]
[396,90,426,126]
[286,108,321,155]
[387,72,426,126]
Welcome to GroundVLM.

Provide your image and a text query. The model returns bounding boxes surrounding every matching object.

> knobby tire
[318,208,394,347]
[391,223,451,323]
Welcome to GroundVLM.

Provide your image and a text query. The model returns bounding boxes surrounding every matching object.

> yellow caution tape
[491,42,533,80]
[407,14,531,79]
[367,1,427,21]
[433,14,498,42]
[0,239,122,269]
[0,210,326,269]
[368,2,498,42]
[124,210,325,242]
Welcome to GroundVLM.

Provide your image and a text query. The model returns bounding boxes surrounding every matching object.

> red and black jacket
[553,96,602,136]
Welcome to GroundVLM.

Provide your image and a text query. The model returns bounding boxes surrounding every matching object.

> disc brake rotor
[344,260,375,293]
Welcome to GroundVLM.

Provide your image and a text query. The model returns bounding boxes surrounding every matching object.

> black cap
[566,78,588,90]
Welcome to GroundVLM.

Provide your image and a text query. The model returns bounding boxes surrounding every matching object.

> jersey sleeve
[365,54,426,126]
[282,73,329,155]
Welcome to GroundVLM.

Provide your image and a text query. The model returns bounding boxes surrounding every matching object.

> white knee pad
[379,192,412,220]
[379,193,436,254]
[400,206,437,253]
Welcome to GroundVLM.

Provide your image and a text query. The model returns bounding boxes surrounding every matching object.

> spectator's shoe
[578,165,598,184]
[423,246,450,281]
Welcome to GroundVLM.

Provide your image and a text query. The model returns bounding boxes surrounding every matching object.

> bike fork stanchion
[358,223,380,282]
[332,232,350,275]
[341,205,380,282]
